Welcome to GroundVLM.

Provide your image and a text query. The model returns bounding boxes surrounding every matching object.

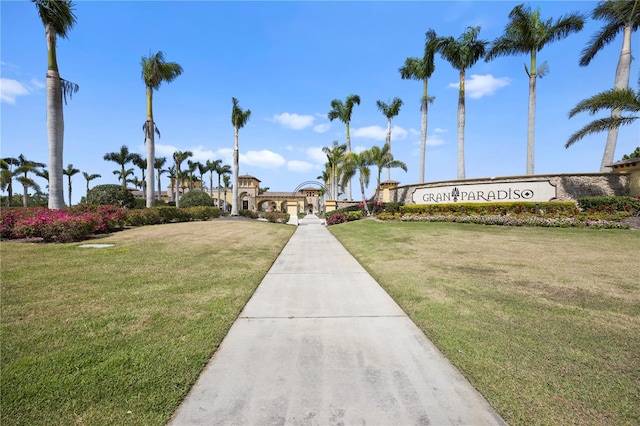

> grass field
[0,220,295,426]
[329,220,640,425]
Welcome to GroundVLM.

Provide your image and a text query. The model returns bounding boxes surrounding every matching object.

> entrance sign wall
[413,180,556,204]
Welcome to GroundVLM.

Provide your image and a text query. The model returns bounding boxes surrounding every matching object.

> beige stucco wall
[390,173,630,204]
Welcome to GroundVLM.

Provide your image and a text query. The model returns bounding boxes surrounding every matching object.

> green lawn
[330,219,640,426]
[0,220,295,426]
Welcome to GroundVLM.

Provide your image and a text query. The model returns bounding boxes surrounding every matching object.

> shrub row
[1,205,221,242]
[577,196,640,214]
[401,202,579,216]
[401,214,629,229]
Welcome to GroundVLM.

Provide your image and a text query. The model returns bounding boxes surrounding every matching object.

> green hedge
[401,202,579,216]
[577,196,640,214]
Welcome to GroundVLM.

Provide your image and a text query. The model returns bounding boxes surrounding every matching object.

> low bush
[239,209,259,219]
[180,190,214,207]
[86,184,136,208]
[186,206,221,220]
[326,212,348,226]
[347,210,363,221]
[578,196,640,215]
[401,214,629,229]
[265,211,290,223]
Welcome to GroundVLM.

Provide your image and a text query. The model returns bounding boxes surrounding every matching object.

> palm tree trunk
[419,79,428,183]
[157,172,162,202]
[217,176,222,210]
[457,70,466,180]
[231,128,239,216]
[47,68,65,209]
[386,117,392,181]
[145,88,155,208]
[360,175,370,216]
[67,177,72,207]
[600,24,633,171]
[345,123,352,200]
[527,73,536,175]
[23,182,29,208]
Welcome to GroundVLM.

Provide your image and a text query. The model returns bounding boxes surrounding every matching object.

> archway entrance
[292,181,329,214]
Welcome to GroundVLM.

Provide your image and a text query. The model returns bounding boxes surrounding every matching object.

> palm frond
[565,115,638,147]
[60,77,79,105]
[33,0,76,38]
[568,88,640,117]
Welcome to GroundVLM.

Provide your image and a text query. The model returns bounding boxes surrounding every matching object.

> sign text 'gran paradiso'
[413,180,557,204]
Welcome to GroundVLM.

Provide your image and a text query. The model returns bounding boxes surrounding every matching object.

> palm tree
[204,159,221,200]
[485,4,584,175]
[370,143,407,206]
[566,80,639,149]
[62,163,79,206]
[222,174,232,212]
[213,161,232,209]
[376,98,404,181]
[141,51,183,208]
[82,171,101,198]
[104,145,136,189]
[322,141,346,200]
[186,160,201,191]
[167,165,176,202]
[154,157,167,202]
[33,0,79,209]
[399,29,438,183]
[15,154,45,208]
[328,94,360,200]
[131,153,147,199]
[341,149,374,216]
[231,97,251,216]
[436,26,488,179]
[1,157,19,207]
[579,0,639,171]
[173,150,192,208]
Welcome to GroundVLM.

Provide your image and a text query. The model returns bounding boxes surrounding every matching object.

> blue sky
[2,0,638,205]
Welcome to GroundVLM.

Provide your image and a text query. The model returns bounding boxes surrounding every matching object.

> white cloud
[352,125,386,140]
[313,123,330,133]
[352,125,408,141]
[434,128,447,133]
[271,112,315,130]
[30,78,45,89]
[242,150,286,169]
[287,160,315,172]
[427,134,447,146]
[447,74,510,99]
[1,78,29,104]
[306,147,326,164]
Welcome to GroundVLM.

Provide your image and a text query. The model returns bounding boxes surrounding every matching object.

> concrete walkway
[168,214,506,426]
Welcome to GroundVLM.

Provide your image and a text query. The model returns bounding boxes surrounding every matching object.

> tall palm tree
[131,153,147,199]
[399,28,438,183]
[104,145,136,189]
[328,94,360,200]
[370,143,407,205]
[205,159,221,200]
[436,26,488,180]
[215,161,232,209]
[15,154,46,208]
[173,150,192,208]
[341,149,374,216]
[62,163,79,206]
[485,4,584,175]
[222,174,232,212]
[231,97,251,216]
[376,98,404,181]
[167,165,176,202]
[566,80,639,148]
[1,157,18,207]
[141,51,183,208]
[186,160,201,191]
[154,157,167,202]
[322,141,346,200]
[33,0,79,209]
[82,171,100,198]
[579,0,639,171]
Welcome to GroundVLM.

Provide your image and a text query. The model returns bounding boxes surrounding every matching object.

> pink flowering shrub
[1,206,127,242]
